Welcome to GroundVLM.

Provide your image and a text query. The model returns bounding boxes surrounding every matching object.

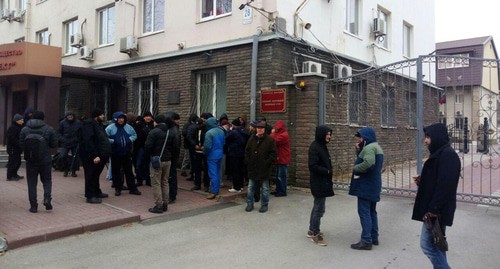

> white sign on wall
[243,6,253,25]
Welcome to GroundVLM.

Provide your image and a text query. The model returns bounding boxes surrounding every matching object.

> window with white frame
[201,0,232,20]
[197,69,227,117]
[94,83,111,120]
[455,92,464,104]
[376,8,389,48]
[346,0,360,35]
[403,22,412,57]
[381,85,396,127]
[36,29,50,45]
[349,80,367,125]
[19,0,26,10]
[438,53,470,69]
[98,5,115,46]
[64,19,79,55]
[1,0,7,11]
[143,0,164,34]
[405,90,417,128]
[136,77,159,116]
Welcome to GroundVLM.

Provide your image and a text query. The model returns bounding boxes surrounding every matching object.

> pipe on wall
[250,27,263,121]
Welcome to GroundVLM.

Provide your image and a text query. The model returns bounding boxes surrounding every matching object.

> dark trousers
[169,156,178,200]
[192,150,209,188]
[135,148,151,184]
[7,151,22,179]
[26,162,52,207]
[309,196,326,235]
[60,146,79,172]
[82,159,106,198]
[229,156,244,190]
[111,154,138,192]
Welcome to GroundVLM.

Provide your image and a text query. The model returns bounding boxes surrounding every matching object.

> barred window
[135,77,159,116]
[349,80,367,125]
[197,69,227,117]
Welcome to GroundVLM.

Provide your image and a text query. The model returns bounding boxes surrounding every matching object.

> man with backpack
[19,110,59,213]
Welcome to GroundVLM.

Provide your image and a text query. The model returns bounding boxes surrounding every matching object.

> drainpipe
[250,27,263,121]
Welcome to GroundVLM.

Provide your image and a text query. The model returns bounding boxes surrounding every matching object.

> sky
[435,0,500,43]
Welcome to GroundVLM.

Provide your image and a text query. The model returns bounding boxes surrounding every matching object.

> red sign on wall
[260,88,286,113]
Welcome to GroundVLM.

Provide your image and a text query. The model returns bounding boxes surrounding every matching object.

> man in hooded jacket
[59,111,82,177]
[203,117,225,199]
[270,120,290,197]
[349,127,384,250]
[412,123,460,269]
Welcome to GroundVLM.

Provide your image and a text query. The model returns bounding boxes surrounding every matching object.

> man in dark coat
[19,111,59,213]
[6,114,24,181]
[412,123,460,268]
[226,118,248,193]
[58,111,82,177]
[166,111,181,203]
[79,109,111,204]
[349,127,384,250]
[244,121,277,213]
[307,125,334,246]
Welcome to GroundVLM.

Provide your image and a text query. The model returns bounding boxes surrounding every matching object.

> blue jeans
[207,158,222,194]
[246,179,269,206]
[420,223,450,269]
[309,196,325,235]
[275,164,288,195]
[357,197,378,244]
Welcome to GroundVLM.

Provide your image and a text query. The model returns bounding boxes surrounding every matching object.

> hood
[23,107,34,117]
[205,117,218,130]
[274,120,286,133]
[357,127,377,145]
[112,111,126,123]
[26,119,46,129]
[424,123,449,153]
[65,111,76,117]
[314,125,332,144]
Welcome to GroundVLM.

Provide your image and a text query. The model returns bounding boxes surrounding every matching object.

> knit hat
[32,111,45,120]
[154,114,166,124]
[231,118,241,126]
[13,114,23,122]
[143,111,153,118]
[91,108,104,118]
[250,120,259,127]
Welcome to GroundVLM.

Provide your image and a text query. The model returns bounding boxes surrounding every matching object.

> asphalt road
[1,190,499,269]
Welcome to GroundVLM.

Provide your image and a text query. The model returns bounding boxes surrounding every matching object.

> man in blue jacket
[106,112,141,196]
[412,123,460,269]
[349,127,384,250]
[203,117,225,199]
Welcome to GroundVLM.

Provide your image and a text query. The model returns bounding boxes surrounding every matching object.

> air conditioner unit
[334,64,352,83]
[120,36,138,53]
[1,9,11,20]
[78,46,93,61]
[70,33,83,48]
[302,61,322,74]
[373,18,385,35]
[11,9,25,22]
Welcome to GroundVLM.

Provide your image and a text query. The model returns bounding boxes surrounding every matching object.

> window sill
[141,30,165,38]
[97,43,114,49]
[343,31,363,41]
[381,125,397,129]
[198,13,232,24]
[62,52,78,58]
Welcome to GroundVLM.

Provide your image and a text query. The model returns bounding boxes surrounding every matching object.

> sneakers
[350,241,373,250]
[148,205,164,214]
[43,198,53,210]
[86,197,103,204]
[307,230,323,238]
[259,205,268,213]
[228,188,241,193]
[311,233,328,246]
[63,171,69,177]
[206,193,217,199]
[245,204,254,212]
[29,206,38,213]
[15,174,24,179]
[71,172,77,177]
[115,190,121,196]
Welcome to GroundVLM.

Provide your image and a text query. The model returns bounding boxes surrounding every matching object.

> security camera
[239,4,246,10]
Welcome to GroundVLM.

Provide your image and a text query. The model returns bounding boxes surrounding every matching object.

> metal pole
[463,117,469,153]
[250,28,263,121]
[318,82,325,125]
[416,56,424,174]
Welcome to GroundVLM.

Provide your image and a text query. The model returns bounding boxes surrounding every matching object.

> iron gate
[324,55,500,206]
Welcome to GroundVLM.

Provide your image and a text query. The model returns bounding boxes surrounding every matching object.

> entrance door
[12,91,27,115]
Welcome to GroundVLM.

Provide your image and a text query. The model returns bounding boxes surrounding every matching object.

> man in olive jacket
[412,123,460,269]
[244,121,277,213]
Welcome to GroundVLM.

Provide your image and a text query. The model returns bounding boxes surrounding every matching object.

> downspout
[250,27,263,121]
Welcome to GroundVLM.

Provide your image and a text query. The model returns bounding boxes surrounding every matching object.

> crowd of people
[5,108,460,267]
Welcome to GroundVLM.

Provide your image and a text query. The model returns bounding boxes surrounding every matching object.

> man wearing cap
[19,111,59,213]
[79,109,111,204]
[106,111,141,196]
[349,127,384,250]
[245,120,277,213]
[6,114,24,181]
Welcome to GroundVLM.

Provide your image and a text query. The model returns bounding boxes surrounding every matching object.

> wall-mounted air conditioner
[79,46,93,61]
[11,9,25,22]
[302,61,322,74]
[120,36,138,54]
[334,64,352,83]
[70,33,83,48]
[373,18,385,35]
[1,9,11,20]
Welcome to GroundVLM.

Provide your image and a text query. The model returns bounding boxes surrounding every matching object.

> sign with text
[260,88,286,113]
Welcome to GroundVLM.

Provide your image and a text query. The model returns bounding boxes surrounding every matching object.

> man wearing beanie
[79,108,111,204]
[106,111,141,196]
[58,111,82,177]
[6,114,25,181]
[19,110,59,213]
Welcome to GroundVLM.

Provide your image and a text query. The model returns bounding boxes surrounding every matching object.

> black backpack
[24,130,48,164]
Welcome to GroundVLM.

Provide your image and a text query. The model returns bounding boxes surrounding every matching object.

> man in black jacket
[19,111,59,213]
[412,123,460,268]
[307,125,334,246]
[58,111,82,177]
[6,114,24,181]
[79,109,111,204]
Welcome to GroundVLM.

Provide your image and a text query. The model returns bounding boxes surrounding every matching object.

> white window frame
[196,69,227,117]
[455,92,464,104]
[346,0,360,35]
[143,0,165,34]
[403,22,412,57]
[36,29,50,45]
[137,77,159,116]
[438,53,470,69]
[376,8,389,48]
[64,18,79,55]
[98,5,115,46]
[19,0,26,10]
[200,0,232,21]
